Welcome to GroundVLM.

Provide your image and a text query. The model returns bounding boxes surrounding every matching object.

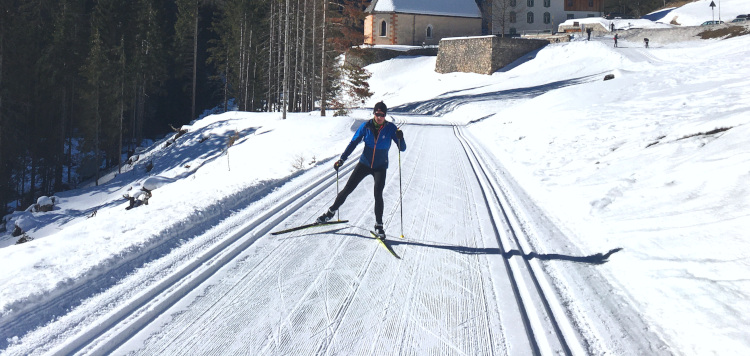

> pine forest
[0,0,371,214]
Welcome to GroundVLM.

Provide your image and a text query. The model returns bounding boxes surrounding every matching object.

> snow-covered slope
[656,0,748,25]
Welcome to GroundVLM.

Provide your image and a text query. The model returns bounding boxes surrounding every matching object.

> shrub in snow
[15,234,34,244]
[11,213,38,237]
[127,154,140,165]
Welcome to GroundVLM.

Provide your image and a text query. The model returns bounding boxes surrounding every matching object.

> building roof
[366,0,482,18]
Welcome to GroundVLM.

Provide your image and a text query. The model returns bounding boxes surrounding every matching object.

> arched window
[510,0,517,7]
[544,0,551,7]
[528,0,534,7]
[544,12,551,24]
[527,12,534,24]
[426,25,433,39]
[380,20,387,37]
[510,11,517,23]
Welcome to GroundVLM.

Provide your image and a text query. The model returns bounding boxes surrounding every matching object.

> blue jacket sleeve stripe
[340,122,366,162]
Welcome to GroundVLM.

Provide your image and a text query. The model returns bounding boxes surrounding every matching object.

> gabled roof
[366,0,482,19]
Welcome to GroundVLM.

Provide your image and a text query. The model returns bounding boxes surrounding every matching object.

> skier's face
[374,110,386,124]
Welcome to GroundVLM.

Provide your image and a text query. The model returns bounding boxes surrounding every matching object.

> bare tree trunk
[300,0,308,112]
[192,3,198,121]
[252,42,258,110]
[224,49,228,111]
[291,0,300,112]
[277,6,283,112]
[68,81,75,186]
[310,0,317,112]
[131,80,137,155]
[267,1,274,112]
[95,85,100,186]
[283,0,291,119]
[1,31,5,205]
[245,28,252,111]
[118,37,125,174]
[320,0,327,116]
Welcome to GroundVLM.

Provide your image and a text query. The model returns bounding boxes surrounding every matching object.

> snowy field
[2,3,750,355]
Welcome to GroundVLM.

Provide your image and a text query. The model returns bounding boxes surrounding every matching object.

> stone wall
[435,36,548,75]
[346,47,439,68]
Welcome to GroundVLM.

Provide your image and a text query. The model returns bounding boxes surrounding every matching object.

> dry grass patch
[699,25,750,40]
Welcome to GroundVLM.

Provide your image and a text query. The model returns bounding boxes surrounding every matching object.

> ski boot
[373,223,386,240]
[316,208,335,224]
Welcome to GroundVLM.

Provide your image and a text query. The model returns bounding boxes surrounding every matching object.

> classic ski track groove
[454,125,586,356]
[47,160,361,355]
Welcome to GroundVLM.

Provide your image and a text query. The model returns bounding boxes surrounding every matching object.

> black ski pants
[330,163,387,224]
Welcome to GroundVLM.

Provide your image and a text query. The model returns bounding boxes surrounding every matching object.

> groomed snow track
[9,123,603,356]
[453,126,586,356]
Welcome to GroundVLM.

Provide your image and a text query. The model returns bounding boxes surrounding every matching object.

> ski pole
[336,167,340,221]
[398,137,404,238]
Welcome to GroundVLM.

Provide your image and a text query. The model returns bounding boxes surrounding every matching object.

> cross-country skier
[316,101,406,239]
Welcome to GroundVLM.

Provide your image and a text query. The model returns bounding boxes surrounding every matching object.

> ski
[271,220,349,235]
[371,231,401,259]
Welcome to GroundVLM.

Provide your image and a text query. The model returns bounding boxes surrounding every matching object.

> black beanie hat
[373,101,387,114]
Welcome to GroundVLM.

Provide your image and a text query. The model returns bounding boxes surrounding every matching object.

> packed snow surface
[2,7,750,356]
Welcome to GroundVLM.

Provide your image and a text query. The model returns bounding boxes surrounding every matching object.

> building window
[587,14,595,17]
[510,0,516,7]
[379,20,387,37]
[527,12,534,23]
[528,0,534,7]
[510,28,517,35]
[544,0,550,7]
[426,25,433,39]
[567,14,574,20]
[544,12,551,24]
[589,0,594,6]
[567,0,573,7]
[510,11,516,23]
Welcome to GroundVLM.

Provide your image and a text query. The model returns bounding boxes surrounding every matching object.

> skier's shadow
[331,231,621,265]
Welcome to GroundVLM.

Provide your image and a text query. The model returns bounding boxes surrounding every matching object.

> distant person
[614,33,618,48]
[644,38,650,48]
[316,101,406,240]
[611,23,615,32]
[586,27,592,40]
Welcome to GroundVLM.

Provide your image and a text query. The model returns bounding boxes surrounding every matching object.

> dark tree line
[0,0,367,215]
[604,0,670,18]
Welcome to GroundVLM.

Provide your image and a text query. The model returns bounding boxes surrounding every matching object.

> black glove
[395,129,404,141]
[333,159,343,171]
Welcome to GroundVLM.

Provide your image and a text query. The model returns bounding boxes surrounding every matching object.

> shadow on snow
[391,74,603,116]
[315,229,622,265]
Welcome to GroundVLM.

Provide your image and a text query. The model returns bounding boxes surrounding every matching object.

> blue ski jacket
[340,119,406,170]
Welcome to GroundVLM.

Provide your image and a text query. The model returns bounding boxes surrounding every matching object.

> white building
[364,0,483,46]
[479,0,605,36]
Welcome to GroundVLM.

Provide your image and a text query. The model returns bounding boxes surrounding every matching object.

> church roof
[366,0,482,18]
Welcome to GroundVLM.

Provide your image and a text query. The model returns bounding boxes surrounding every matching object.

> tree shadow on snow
[390,74,603,116]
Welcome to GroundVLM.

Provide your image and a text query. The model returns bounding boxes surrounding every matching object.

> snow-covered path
[35,123,659,355]
[108,124,541,355]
